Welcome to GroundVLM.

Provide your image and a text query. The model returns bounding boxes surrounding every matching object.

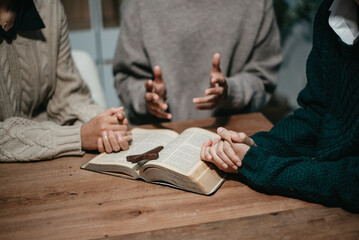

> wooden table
[1,113,358,239]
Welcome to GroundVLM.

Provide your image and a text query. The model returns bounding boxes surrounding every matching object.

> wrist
[80,124,88,150]
[52,125,84,155]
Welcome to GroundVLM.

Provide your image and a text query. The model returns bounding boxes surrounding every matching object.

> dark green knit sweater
[240,0,359,212]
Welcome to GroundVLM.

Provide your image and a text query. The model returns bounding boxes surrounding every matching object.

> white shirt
[329,0,359,45]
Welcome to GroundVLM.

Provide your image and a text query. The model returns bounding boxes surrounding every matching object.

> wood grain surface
[1,113,358,239]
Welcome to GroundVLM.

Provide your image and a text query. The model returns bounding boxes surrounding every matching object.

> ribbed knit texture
[0,0,103,162]
[113,0,282,124]
[240,0,359,212]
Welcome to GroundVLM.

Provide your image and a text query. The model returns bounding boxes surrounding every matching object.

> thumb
[217,127,232,142]
[212,53,221,73]
[231,131,256,146]
[154,65,164,84]
[218,127,255,147]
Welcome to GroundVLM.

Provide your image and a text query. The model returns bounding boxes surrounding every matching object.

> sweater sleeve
[46,1,103,126]
[0,117,84,162]
[241,147,359,212]
[223,0,282,112]
[113,0,156,123]
[251,21,326,157]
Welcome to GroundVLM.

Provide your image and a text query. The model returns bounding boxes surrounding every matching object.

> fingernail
[232,165,238,170]
[193,98,198,103]
[206,154,212,160]
[218,127,224,133]
[236,161,242,167]
[205,90,211,95]
[222,163,228,169]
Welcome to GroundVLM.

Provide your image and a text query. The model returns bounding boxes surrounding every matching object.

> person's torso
[137,0,267,121]
[311,0,359,160]
[0,0,59,122]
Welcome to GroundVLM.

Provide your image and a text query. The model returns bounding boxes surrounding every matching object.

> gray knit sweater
[0,0,103,162]
[113,0,282,124]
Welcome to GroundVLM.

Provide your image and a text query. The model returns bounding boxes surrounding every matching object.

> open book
[81,127,226,195]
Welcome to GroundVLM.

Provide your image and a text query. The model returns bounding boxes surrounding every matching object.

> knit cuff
[239,146,266,173]
[251,131,270,145]
[222,76,245,110]
[223,73,269,112]
[52,125,85,157]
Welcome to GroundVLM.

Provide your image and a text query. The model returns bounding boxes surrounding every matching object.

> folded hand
[200,127,255,173]
[81,107,131,153]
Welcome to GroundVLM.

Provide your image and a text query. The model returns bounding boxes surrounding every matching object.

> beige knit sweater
[0,0,103,162]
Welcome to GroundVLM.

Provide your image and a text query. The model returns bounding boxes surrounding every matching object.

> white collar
[329,0,359,45]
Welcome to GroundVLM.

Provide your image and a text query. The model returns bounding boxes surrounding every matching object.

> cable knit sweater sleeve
[46,1,103,125]
[0,118,84,162]
[0,0,103,162]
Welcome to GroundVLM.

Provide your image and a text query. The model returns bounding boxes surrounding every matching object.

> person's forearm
[223,72,272,112]
[251,108,322,157]
[0,118,84,162]
[241,148,359,212]
[49,1,103,125]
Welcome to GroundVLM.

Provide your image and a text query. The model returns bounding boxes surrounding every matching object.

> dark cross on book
[126,146,164,163]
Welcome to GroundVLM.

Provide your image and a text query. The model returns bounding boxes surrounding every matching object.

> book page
[145,127,218,175]
[82,128,179,171]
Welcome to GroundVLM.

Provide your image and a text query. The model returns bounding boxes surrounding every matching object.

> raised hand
[80,107,130,151]
[144,66,172,119]
[200,127,255,173]
[193,53,228,110]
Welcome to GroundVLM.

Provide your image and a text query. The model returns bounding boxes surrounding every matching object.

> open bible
[81,127,226,195]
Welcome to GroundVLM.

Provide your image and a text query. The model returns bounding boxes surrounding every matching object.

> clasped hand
[144,53,228,119]
[81,107,132,153]
[200,127,256,174]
